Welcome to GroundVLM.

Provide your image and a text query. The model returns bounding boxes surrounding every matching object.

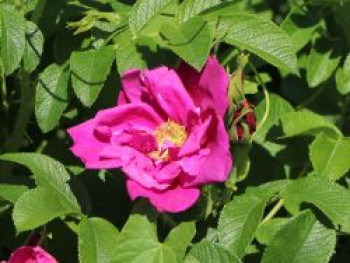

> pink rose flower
[8,246,57,263]
[68,57,232,212]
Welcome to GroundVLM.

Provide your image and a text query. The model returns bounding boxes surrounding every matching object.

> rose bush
[68,57,232,212]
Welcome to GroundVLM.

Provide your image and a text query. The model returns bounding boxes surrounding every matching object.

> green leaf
[160,17,211,70]
[256,218,289,246]
[0,153,80,213]
[310,133,350,180]
[13,187,76,233]
[184,241,240,263]
[281,7,320,52]
[0,4,25,75]
[129,0,173,33]
[113,214,178,263]
[0,184,28,203]
[336,53,350,95]
[115,29,148,74]
[218,14,299,74]
[262,210,336,263]
[23,21,44,72]
[79,217,119,263]
[177,0,221,23]
[218,193,267,258]
[164,222,196,260]
[306,37,341,88]
[280,110,341,138]
[35,64,69,133]
[281,176,350,227]
[254,93,294,144]
[71,46,115,106]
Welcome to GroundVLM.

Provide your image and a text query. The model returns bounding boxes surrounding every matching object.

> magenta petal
[9,246,57,263]
[182,117,232,187]
[144,67,195,123]
[68,119,109,168]
[179,115,212,157]
[96,103,164,132]
[178,57,229,117]
[198,57,230,117]
[120,69,147,103]
[126,180,200,213]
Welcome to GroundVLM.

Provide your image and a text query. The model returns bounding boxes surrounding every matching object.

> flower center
[155,120,187,147]
[149,120,187,161]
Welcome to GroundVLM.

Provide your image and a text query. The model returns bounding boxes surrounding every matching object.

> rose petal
[8,246,57,263]
[144,67,195,123]
[178,57,229,117]
[126,180,200,213]
[96,103,164,133]
[182,116,232,187]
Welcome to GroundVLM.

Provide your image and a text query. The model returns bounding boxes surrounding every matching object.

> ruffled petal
[179,115,212,157]
[68,119,110,168]
[126,180,200,213]
[144,67,195,123]
[177,57,229,117]
[9,246,57,263]
[96,103,164,133]
[181,116,232,187]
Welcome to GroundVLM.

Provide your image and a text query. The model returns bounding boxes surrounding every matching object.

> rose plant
[1,0,350,262]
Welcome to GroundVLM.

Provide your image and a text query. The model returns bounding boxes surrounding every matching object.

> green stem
[221,48,238,67]
[261,199,284,225]
[248,61,270,136]
[4,70,34,153]
[337,94,350,130]
[296,82,327,110]
[0,58,9,120]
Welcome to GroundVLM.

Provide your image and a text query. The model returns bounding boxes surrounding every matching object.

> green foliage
[78,217,119,263]
[70,46,115,106]
[262,210,336,263]
[217,14,299,74]
[1,0,350,262]
[35,64,69,133]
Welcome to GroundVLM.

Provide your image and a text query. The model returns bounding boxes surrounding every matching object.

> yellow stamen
[150,120,187,161]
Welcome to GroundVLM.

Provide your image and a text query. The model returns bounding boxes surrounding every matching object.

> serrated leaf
[129,0,173,33]
[177,0,221,23]
[79,217,119,263]
[281,7,320,52]
[0,153,80,214]
[262,210,336,263]
[160,17,211,70]
[306,37,341,88]
[0,4,25,75]
[256,218,289,245]
[218,14,298,74]
[280,110,341,138]
[310,133,350,180]
[281,176,350,227]
[0,184,28,203]
[35,64,69,133]
[218,193,267,258]
[335,53,350,95]
[113,214,181,263]
[13,187,76,232]
[164,222,196,260]
[23,21,44,72]
[71,46,114,106]
[184,241,240,263]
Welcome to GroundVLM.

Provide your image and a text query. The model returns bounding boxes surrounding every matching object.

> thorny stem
[261,199,285,225]
[248,60,270,137]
